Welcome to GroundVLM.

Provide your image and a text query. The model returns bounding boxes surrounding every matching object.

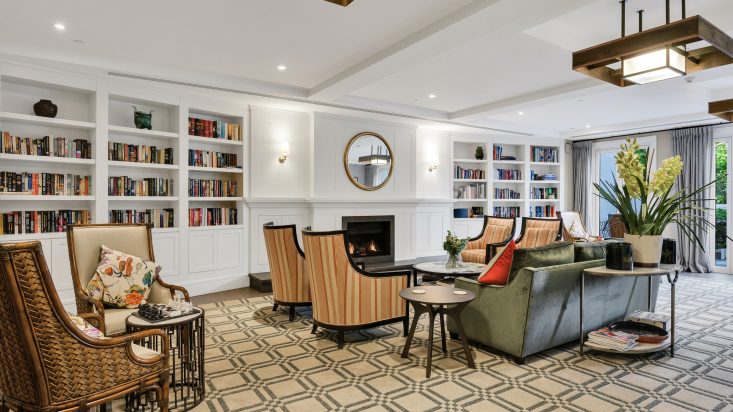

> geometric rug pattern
[189,277,733,412]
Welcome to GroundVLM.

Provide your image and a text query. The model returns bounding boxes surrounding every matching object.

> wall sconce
[427,155,439,173]
[278,141,290,163]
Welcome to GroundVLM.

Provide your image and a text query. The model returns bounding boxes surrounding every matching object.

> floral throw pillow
[86,245,159,309]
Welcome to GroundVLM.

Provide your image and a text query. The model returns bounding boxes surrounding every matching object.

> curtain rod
[572,121,727,144]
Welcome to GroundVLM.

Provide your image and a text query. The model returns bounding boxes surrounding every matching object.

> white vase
[623,234,663,268]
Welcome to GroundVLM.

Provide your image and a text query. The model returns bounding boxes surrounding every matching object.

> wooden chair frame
[263,223,313,321]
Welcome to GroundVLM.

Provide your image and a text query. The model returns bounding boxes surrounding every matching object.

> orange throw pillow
[478,240,516,285]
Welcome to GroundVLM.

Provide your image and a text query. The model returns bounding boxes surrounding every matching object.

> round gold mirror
[343,131,394,191]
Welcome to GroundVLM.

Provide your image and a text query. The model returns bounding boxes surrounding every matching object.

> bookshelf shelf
[493,180,525,183]
[188,135,243,147]
[188,166,243,174]
[454,198,487,202]
[453,178,487,183]
[453,158,487,164]
[0,153,95,165]
[529,199,560,203]
[0,112,96,130]
[108,160,178,170]
[530,180,560,184]
[530,162,560,166]
[187,224,244,231]
[188,197,242,202]
[108,196,179,202]
[493,160,524,165]
[0,195,95,201]
[494,199,524,202]
[108,125,179,140]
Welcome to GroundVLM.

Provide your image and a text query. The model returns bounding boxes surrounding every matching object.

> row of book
[493,206,521,218]
[109,142,174,164]
[1,132,92,159]
[529,170,558,181]
[530,187,558,200]
[1,210,91,235]
[108,177,174,197]
[455,183,486,200]
[0,172,92,196]
[188,117,241,141]
[529,205,556,218]
[494,188,521,199]
[188,207,237,227]
[530,146,559,163]
[492,145,519,161]
[188,149,239,169]
[495,169,522,181]
[188,179,238,198]
[109,209,175,228]
[454,166,485,180]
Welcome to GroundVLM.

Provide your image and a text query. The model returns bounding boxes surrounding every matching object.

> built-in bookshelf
[452,141,488,220]
[452,139,563,236]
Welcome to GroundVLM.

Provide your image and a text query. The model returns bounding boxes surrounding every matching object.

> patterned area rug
[191,277,733,412]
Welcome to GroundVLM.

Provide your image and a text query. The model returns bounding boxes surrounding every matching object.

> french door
[713,137,732,274]
[589,136,657,237]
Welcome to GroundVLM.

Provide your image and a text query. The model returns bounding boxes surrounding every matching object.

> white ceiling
[1,0,733,137]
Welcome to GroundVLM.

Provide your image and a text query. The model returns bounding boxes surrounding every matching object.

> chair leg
[272,303,279,312]
[311,322,318,334]
[337,330,345,349]
[100,403,108,412]
[289,306,296,321]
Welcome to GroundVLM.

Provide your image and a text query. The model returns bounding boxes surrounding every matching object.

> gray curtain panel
[572,140,593,226]
[672,126,714,273]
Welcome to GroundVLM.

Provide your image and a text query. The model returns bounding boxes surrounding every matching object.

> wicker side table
[126,308,206,411]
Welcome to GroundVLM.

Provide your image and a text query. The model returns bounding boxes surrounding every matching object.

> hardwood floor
[191,287,270,306]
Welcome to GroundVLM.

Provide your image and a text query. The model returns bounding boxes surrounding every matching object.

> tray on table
[130,306,202,323]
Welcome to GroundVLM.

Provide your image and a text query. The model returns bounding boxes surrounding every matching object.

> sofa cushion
[509,242,574,281]
[478,240,516,285]
[461,248,486,264]
[574,239,619,262]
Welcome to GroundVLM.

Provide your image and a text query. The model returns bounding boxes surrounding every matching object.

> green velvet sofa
[448,241,660,362]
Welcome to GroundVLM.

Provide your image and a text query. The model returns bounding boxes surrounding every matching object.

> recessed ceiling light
[518,111,524,116]
[73,39,85,44]
[585,124,591,128]
[53,23,66,31]
[277,65,287,71]
[428,94,437,99]
[413,99,421,103]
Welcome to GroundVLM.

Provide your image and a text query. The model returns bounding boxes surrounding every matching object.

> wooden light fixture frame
[573,16,733,87]
[324,0,354,6]
[709,99,733,122]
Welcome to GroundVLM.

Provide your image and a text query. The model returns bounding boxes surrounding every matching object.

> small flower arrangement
[443,230,470,268]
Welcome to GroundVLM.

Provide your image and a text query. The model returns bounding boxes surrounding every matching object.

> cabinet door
[468,220,485,238]
[452,221,470,239]
[152,232,180,277]
[188,231,217,273]
[217,228,244,269]
[50,238,74,292]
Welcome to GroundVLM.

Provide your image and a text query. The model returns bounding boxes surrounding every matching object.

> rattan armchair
[460,216,516,264]
[67,223,190,336]
[0,241,170,411]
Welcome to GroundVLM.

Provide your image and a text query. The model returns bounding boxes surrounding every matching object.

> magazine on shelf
[587,327,638,351]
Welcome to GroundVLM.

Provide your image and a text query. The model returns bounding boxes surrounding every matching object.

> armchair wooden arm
[156,277,191,302]
[75,288,105,316]
[77,312,106,335]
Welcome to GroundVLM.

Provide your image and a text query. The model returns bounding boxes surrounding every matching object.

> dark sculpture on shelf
[132,106,153,129]
[33,99,58,118]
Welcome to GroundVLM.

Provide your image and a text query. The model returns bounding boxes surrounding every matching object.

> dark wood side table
[126,308,206,411]
[400,286,476,378]
[580,265,681,357]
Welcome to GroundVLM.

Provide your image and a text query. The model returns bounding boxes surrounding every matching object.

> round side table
[400,285,476,378]
[126,308,205,411]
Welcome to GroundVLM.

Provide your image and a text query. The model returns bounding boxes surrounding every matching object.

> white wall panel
[152,231,179,277]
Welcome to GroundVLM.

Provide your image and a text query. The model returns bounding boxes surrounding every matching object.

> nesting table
[580,265,681,356]
[400,285,476,378]
[126,308,206,411]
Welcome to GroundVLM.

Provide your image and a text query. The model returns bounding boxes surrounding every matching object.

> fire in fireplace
[342,215,395,264]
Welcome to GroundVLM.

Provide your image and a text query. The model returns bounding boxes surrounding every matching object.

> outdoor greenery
[716,142,727,204]
[594,138,723,250]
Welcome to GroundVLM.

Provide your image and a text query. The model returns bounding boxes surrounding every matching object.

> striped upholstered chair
[515,217,563,249]
[263,223,311,321]
[302,230,410,349]
[460,216,516,264]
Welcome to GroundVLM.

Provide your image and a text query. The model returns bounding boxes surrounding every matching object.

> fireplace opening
[342,215,395,264]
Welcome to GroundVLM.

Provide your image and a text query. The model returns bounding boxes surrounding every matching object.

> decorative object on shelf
[661,238,677,264]
[343,131,394,191]
[709,98,733,122]
[594,138,727,267]
[32,99,58,118]
[278,141,290,163]
[605,242,633,270]
[453,208,469,219]
[443,230,469,269]
[572,0,733,87]
[132,106,153,130]
[475,145,484,160]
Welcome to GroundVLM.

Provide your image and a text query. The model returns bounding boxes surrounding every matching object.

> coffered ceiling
[1,0,732,138]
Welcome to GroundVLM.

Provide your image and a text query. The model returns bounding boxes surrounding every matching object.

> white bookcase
[451,137,563,239]
[0,66,248,307]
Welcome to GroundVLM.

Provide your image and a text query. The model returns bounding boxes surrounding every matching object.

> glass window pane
[715,141,728,268]
[598,151,619,237]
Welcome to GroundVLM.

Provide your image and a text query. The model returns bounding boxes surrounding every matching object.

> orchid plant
[594,138,723,250]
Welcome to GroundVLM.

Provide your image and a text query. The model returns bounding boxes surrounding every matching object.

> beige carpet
[186,277,733,412]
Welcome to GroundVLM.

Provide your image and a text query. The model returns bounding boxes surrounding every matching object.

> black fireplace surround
[342,215,395,264]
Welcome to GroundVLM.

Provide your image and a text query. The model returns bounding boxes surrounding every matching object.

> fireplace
[342,215,395,264]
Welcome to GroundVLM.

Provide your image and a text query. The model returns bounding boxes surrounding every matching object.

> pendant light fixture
[709,99,733,122]
[573,0,733,87]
